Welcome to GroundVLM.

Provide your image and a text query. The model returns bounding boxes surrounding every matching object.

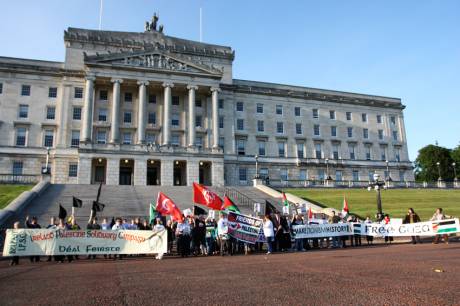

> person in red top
[382,214,393,244]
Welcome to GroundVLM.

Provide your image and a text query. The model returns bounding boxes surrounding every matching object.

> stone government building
[0,19,413,187]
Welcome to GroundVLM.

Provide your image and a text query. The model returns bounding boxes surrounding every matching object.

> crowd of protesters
[7,207,454,266]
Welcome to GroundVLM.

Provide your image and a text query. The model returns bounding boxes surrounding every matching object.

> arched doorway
[173,160,187,186]
[147,159,161,185]
[92,158,106,184]
[199,161,212,186]
[119,159,134,185]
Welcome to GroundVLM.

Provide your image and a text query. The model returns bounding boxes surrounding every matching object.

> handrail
[223,187,256,208]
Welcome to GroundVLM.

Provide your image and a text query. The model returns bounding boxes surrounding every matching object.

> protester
[263,215,274,254]
[192,215,207,256]
[46,217,57,262]
[205,218,217,255]
[165,219,174,254]
[403,208,422,244]
[291,214,304,252]
[57,218,72,263]
[86,217,101,259]
[176,218,191,257]
[382,214,393,244]
[9,221,21,266]
[25,216,41,263]
[153,220,166,259]
[217,213,230,256]
[364,216,373,245]
[328,211,340,248]
[430,208,449,244]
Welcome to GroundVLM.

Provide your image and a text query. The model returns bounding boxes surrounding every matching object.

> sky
[1,0,459,160]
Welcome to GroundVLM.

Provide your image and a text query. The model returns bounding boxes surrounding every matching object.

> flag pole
[98,0,103,30]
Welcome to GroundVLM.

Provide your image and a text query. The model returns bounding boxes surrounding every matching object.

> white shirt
[153,224,165,232]
[176,222,191,235]
[112,223,123,230]
[263,219,274,237]
[217,218,228,236]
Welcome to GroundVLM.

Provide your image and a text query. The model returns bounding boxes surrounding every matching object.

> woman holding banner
[263,215,274,254]
[403,208,422,244]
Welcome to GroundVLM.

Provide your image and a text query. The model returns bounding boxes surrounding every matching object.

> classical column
[110,78,123,144]
[162,82,174,145]
[57,83,72,148]
[137,80,149,144]
[210,87,221,149]
[187,85,198,146]
[80,76,96,143]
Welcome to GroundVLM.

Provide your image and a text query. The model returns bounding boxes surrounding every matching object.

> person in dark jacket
[25,216,41,262]
[86,217,101,259]
[403,208,422,244]
[192,215,207,255]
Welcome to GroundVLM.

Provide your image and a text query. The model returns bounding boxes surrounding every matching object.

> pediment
[84,49,223,77]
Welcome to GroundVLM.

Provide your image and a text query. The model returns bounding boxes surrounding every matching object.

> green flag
[149,202,157,224]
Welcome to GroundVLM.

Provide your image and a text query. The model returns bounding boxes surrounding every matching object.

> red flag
[156,192,183,222]
[308,205,313,219]
[342,196,349,216]
[193,182,222,210]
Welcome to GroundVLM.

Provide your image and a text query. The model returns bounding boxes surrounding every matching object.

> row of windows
[11,161,78,178]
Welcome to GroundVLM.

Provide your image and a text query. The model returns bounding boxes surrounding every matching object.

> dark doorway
[147,160,160,185]
[92,158,106,184]
[119,159,134,185]
[173,161,186,186]
[199,161,212,186]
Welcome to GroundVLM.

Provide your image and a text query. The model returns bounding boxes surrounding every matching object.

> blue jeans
[295,239,303,251]
[266,236,274,253]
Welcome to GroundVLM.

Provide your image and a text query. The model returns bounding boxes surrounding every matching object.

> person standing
[328,211,340,248]
[403,208,422,244]
[291,214,304,252]
[217,213,229,256]
[364,216,374,245]
[86,217,101,259]
[153,220,165,259]
[431,208,449,244]
[46,217,57,262]
[9,221,21,266]
[382,214,393,244]
[176,218,191,257]
[25,216,41,263]
[263,215,274,254]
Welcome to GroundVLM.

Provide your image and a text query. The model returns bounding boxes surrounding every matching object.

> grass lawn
[285,188,460,221]
[0,184,32,209]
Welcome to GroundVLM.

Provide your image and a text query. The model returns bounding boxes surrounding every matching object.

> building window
[278,142,286,157]
[16,127,27,146]
[74,87,83,99]
[276,122,284,134]
[312,109,319,119]
[195,98,202,107]
[313,124,320,136]
[380,146,387,161]
[97,130,106,144]
[318,169,325,181]
[19,104,28,118]
[195,136,203,148]
[363,128,369,139]
[0,82,3,94]
[218,137,225,150]
[21,85,31,96]
[98,109,108,122]
[123,112,132,123]
[218,116,224,129]
[296,123,302,135]
[71,130,80,147]
[399,170,405,182]
[46,106,56,120]
[332,144,339,159]
[12,161,23,175]
[315,143,322,159]
[390,116,396,125]
[352,170,359,181]
[349,144,356,160]
[237,139,245,155]
[68,163,78,177]
[218,99,224,109]
[256,103,264,114]
[258,141,266,156]
[365,146,372,160]
[335,170,343,182]
[280,169,288,181]
[124,92,133,102]
[171,135,180,146]
[122,132,131,145]
[195,115,202,128]
[378,129,384,140]
[73,107,82,120]
[48,87,57,98]
[148,112,156,125]
[149,94,156,104]
[239,168,247,182]
[377,114,382,124]
[172,96,180,105]
[392,131,398,141]
[294,107,301,117]
[362,113,367,122]
[237,119,244,131]
[331,126,337,137]
[276,105,283,115]
[346,112,352,121]
[329,110,336,120]
[260,168,269,179]
[257,120,264,132]
[297,143,304,158]
[99,90,108,101]
[395,147,401,162]
[146,133,156,144]
[236,101,244,112]
[171,114,180,127]
[43,129,54,147]
[347,127,353,138]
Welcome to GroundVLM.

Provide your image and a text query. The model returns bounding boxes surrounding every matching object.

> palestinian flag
[149,201,157,224]
[222,195,240,213]
[432,219,458,234]
[282,192,289,207]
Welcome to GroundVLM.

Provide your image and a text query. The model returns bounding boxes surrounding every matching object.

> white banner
[358,219,460,237]
[2,229,167,257]
[292,223,353,239]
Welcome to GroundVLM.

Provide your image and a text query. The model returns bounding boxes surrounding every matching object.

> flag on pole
[58,204,67,220]
[96,182,103,203]
[149,201,157,224]
[72,196,83,208]
[342,196,349,217]
[156,192,183,222]
[308,205,313,219]
[193,182,223,210]
[265,200,278,215]
[282,192,289,207]
[222,195,240,213]
[92,201,105,212]
[193,205,207,216]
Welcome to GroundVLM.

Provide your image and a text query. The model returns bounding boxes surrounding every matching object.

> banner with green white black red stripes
[357,219,460,237]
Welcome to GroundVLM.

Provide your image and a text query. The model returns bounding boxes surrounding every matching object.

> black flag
[58,204,67,220]
[265,200,278,216]
[96,182,103,203]
[193,205,206,216]
[72,196,83,208]
[92,201,105,212]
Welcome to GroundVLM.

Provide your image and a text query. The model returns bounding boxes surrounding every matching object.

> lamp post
[436,162,441,181]
[368,172,385,221]
[385,160,390,181]
[254,154,260,179]
[453,162,457,181]
[325,158,331,180]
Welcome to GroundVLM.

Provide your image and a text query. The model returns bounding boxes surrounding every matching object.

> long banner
[2,229,167,257]
[292,223,353,239]
[227,212,263,244]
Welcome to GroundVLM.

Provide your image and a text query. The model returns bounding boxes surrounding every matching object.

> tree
[414,145,454,182]
[451,144,460,179]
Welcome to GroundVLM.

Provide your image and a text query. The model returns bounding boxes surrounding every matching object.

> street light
[254,155,260,179]
[368,172,385,221]
[436,162,441,181]
[453,162,457,181]
[385,160,391,182]
[325,158,332,181]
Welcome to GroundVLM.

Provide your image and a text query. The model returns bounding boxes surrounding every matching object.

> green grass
[284,188,460,221]
[0,184,32,209]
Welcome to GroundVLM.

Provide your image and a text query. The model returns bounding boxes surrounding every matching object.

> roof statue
[145,13,164,34]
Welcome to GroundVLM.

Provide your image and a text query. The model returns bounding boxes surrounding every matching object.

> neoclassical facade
[0,21,413,186]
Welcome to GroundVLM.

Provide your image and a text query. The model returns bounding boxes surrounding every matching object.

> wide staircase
[17,184,283,225]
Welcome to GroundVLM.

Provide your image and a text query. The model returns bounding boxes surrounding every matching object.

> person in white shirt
[217,213,230,256]
[263,215,274,254]
[153,220,166,259]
